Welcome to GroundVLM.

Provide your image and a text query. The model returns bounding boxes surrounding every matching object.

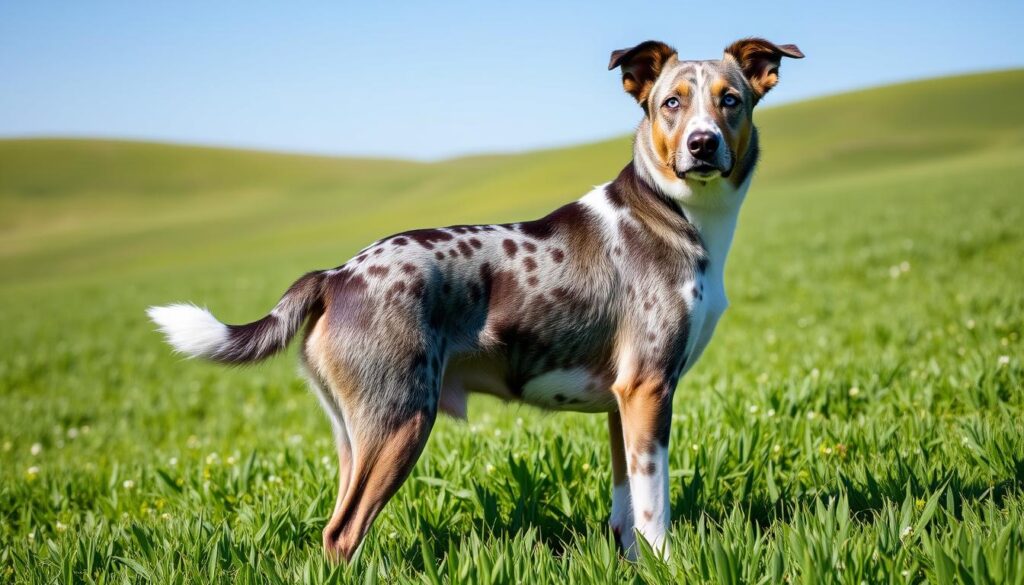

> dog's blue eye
[664,97,680,109]
[722,95,739,107]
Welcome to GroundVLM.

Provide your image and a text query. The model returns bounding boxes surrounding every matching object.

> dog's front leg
[607,411,634,551]
[613,376,672,560]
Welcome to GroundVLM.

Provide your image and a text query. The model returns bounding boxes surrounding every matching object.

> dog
[148,38,802,561]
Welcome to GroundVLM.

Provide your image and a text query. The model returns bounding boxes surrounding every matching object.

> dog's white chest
[679,273,727,374]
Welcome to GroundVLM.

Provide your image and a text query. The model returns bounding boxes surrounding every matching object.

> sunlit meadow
[1,71,1023,583]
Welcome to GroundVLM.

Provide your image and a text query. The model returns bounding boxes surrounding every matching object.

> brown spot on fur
[457,240,473,258]
[435,251,445,261]
[367,265,389,277]
[502,239,518,258]
[643,510,654,521]
[522,241,537,253]
[410,279,426,298]
[550,248,564,263]
[402,263,418,275]
[448,249,458,258]
[469,238,483,249]
[403,228,455,250]
[392,237,408,246]
[523,257,537,272]
[527,275,538,286]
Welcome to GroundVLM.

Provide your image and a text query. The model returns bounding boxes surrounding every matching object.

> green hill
[2,69,1021,292]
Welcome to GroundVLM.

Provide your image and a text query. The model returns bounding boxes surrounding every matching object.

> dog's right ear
[608,41,677,111]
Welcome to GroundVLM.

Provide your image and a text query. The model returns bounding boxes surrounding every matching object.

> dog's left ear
[608,40,677,112]
[723,38,804,102]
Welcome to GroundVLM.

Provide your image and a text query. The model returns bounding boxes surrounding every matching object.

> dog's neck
[629,128,753,285]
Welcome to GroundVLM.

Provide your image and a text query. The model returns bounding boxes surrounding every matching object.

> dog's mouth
[675,162,729,183]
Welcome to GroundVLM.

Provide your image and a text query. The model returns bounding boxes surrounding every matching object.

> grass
[1,69,1023,583]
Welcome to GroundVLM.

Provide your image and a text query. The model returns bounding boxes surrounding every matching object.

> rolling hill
[1,69,1021,293]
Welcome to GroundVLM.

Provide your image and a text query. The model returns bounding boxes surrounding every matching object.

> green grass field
[1,70,1023,584]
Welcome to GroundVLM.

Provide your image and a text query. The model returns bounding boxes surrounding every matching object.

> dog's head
[610,38,803,195]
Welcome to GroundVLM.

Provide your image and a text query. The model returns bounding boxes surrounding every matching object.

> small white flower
[810,368,820,379]
[205,453,219,465]
[748,405,759,414]
[288,434,303,445]
[485,464,496,473]
[889,266,901,279]
[494,429,502,437]
[81,425,91,434]
[766,408,776,417]
[30,443,42,456]
[772,444,782,454]
[998,355,1010,367]
[55,521,68,533]
[691,443,699,452]
[161,513,172,521]
[581,463,591,472]
[168,457,178,467]
[807,411,817,420]
[515,417,524,427]
[899,261,910,273]
[2,441,11,452]
[122,480,135,490]
[66,428,79,439]
[848,387,860,398]
[966,319,976,330]
[226,456,237,466]
[321,456,331,466]
[900,526,913,539]
[26,466,40,478]
[186,435,200,449]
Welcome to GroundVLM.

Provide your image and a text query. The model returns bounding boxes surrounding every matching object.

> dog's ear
[608,41,677,111]
[723,38,804,102]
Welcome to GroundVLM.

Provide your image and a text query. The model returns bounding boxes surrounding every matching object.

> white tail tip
[147,303,229,359]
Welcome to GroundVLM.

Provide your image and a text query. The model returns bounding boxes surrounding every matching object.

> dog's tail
[147,270,327,365]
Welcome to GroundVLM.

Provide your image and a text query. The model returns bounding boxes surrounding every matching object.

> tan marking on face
[649,118,682,183]
[710,77,728,97]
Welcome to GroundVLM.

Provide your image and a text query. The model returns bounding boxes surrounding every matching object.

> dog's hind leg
[321,398,436,561]
[301,329,355,524]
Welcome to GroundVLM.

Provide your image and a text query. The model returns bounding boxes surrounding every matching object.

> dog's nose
[687,131,719,160]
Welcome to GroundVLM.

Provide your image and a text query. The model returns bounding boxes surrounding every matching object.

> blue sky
[2,1,1022,160]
